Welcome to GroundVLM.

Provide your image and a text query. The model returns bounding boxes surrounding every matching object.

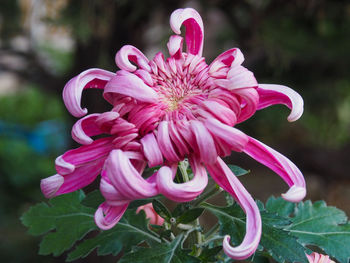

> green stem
[192,184,222,207]
[194,218,202,256]
[179,159,189,182]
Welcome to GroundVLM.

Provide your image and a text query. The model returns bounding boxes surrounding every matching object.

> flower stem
[179,159,189,182]
[192,184,222,207]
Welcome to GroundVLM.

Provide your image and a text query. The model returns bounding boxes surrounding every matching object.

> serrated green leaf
[227,165,250,176]
[152,199,172,220]
[202,202,307,263]
[177,208,204,224]
[119,234,200,263]
[266,196,295,217]
[21,191,97,256]
[288,200,350,263]
[67,209,161,261]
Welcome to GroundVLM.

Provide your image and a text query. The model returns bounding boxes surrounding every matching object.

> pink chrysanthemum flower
[41,8,306,259]
[307,252,335,263]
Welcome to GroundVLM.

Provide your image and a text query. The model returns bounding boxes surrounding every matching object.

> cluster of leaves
[22,185,350,262]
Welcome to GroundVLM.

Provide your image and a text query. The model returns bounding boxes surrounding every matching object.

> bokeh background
[0,0,349,262]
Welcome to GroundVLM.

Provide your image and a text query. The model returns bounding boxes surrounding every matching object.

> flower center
[150,53,214,113]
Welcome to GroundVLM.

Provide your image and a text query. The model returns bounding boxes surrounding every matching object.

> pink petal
[201,100,237,126]
[206,158,261,260]
[62,68,114,117]
[40,174,64,198]
[94,202,129,230]
[157,158,208,202]
[170,8,204,56]
[190,120,217,164]
[167,35,184,59]
[257,84,304,122]
[105,149,158,199]
[215,66,257,90]
[141,133,163,167]
[243,136,306,202]
[307,252,335,263]
[235,87,259,123]
[71,113,102,145]
[204,118,249,152]
[55,137,114,175]
[100,173,129,206]
[157,121,181,163]
[209,48,244,76]
[55,157,106,196]
[115,45,150,72]
[104,70,158,104]
[134,69,154,86]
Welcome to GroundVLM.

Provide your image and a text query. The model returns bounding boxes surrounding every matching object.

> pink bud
[136,203,164,226]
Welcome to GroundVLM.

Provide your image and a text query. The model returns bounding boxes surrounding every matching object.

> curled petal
[40,174,64,198]
[206,158,261,260]
[115,45,150,72]
[63,68,114,117]
[235,88,259,123]
[141,133,163,167]
[105,149,158,199]
[209,48,244,76]
[167,35,184,59]
[257,84,304,122]
[100,174,129,206]
[190,120,217,164]
[157,158,208,202]
[215,66,257,90]
[94,202,129,230]
[134,69,154,86]
[170,8,204,56]
[243,136,306,202]
[104,70,158,104]
[205,118,249,152]
[71,113,101,145]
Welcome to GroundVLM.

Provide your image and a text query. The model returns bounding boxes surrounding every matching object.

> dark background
[0,0,349,262]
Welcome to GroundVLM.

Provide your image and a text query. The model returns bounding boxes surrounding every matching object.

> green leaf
[172,203,189,218]
[177,208,204,224]
[21,191,97,256]
[266,196,295,217]
[288,200,350,263]
[119,234,200,263]
[152,199,172,220]
[227,164,250,176]
[67,209,161,261]
[202,202,307,263]
[81,190,104,209]
[198,246,223,262]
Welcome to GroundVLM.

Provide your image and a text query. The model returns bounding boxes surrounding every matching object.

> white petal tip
[40,174,64,198]
[281,185,306,203]
[55,155,75,175]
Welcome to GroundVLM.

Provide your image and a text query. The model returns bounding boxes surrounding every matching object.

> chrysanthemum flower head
[41,8,306,260]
